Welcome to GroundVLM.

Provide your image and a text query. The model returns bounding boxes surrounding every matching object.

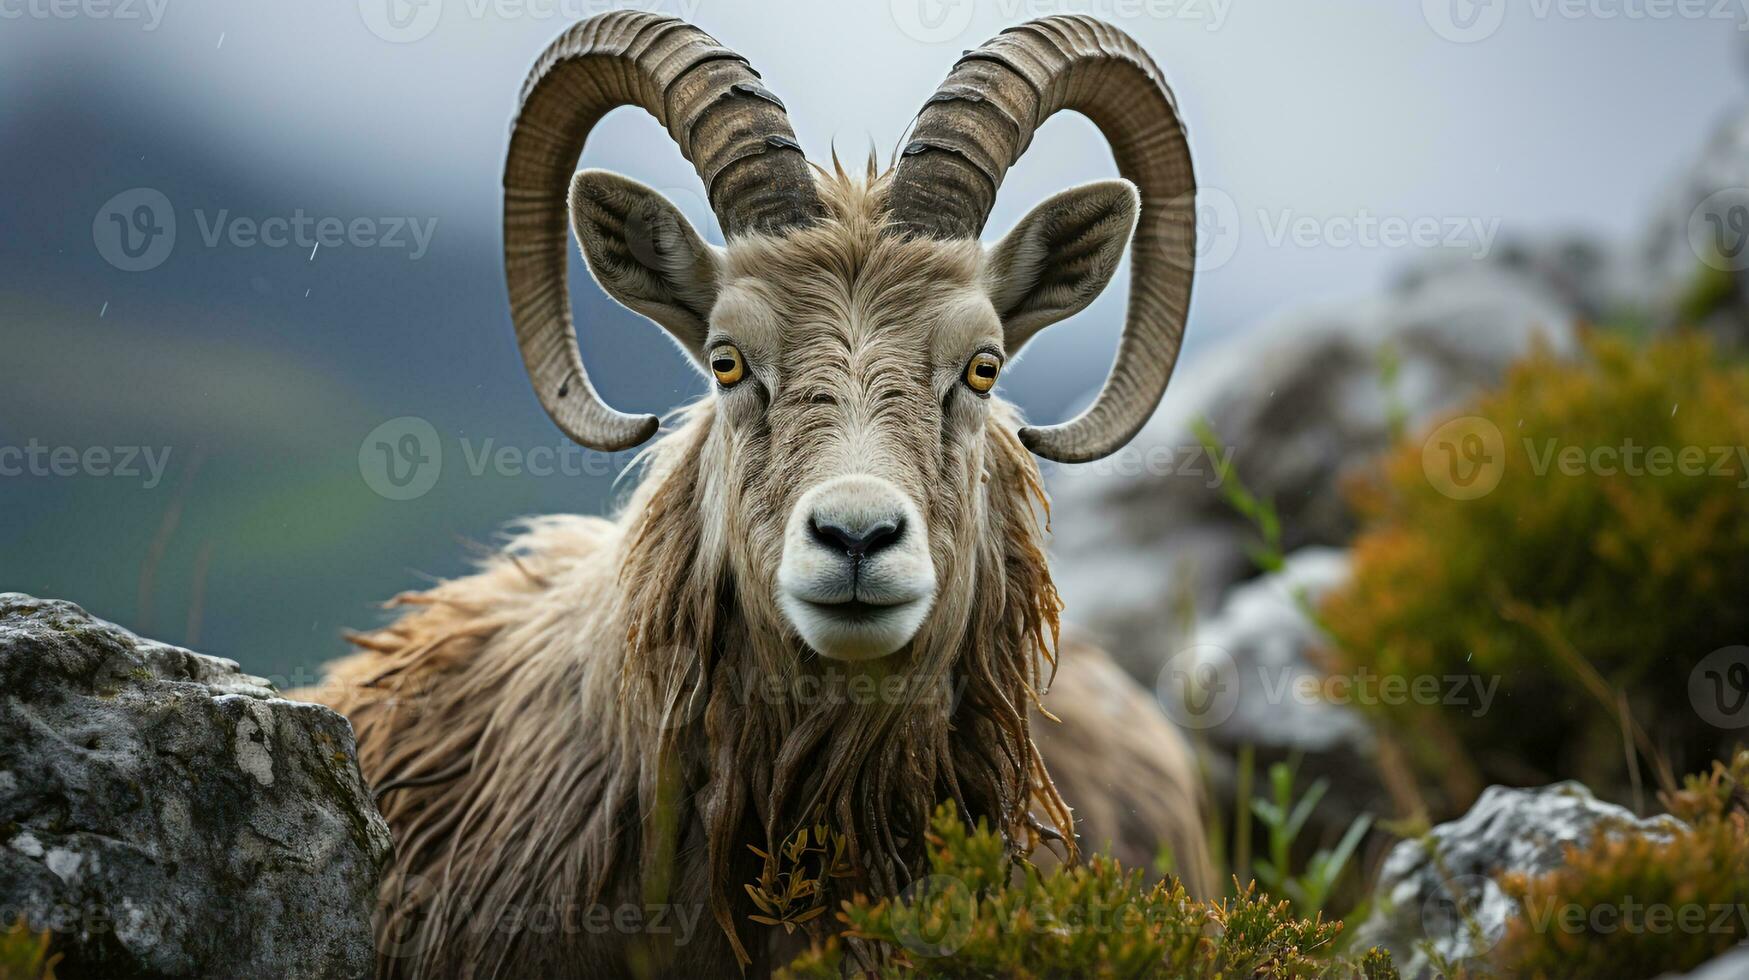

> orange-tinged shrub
[1322,331,1749,807]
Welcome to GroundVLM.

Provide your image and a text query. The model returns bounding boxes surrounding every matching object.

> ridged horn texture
[504,12,822,451]
[887,15,1197,463]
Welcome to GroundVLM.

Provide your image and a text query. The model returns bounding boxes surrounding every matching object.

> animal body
[307,11,1208,978]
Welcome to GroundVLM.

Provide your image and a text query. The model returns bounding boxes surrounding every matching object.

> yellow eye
[710,344,745,387]
[963,351,1002,394]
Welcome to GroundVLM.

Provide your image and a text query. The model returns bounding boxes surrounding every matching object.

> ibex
[310,11,1207,978]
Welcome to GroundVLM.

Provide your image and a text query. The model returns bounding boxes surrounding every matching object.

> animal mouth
[802,597,912,622]
[781,588,934,661]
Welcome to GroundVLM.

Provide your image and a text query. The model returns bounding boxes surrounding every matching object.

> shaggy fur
[308,168,1206,979]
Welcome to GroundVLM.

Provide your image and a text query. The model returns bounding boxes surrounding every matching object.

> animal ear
[984,179,1139,353]
[569,169,722,358]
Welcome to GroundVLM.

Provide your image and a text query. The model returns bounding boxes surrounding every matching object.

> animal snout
[777,475,937,661]
[808,514,905,560]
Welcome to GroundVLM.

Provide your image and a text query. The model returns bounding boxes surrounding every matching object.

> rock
[1170,547,1368,757]
[1402,234,1648,328]
[0,593,390,979]
[1156,547,1385,851]
[1665,946,1749,980]
[1354,782,1683,979]
[1049,265,1576,680]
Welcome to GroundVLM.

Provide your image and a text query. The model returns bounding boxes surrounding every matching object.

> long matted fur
[311,170,1111,978]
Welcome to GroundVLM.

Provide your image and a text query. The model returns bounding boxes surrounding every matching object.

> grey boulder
[1355,781,1682,979]
[0,593,390,979]
[1159,548,1384,842]
[1049,264,1575,679]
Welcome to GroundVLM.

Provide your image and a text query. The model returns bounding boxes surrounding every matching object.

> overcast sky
[7,0,1744,369]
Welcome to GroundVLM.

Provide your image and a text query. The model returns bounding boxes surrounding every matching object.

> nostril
[861,518,903,557]
[809,517,848,553]
[809,516,905,559]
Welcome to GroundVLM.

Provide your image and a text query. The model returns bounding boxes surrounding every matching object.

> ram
[309,12,1207,977]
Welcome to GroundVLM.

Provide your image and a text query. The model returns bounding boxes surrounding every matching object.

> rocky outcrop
[1157,548,1385,841]
[0,594,390,979]
[1355,782,1682,979]
[1050,266,1575,679]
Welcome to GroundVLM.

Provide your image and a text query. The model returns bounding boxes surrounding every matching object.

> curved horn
[505,12,822,451]
[887,15,1196,463]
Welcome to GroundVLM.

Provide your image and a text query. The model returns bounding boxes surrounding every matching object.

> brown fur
[305,169,1207,979]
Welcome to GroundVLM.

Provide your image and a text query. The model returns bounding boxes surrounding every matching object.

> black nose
[809,515,904,559]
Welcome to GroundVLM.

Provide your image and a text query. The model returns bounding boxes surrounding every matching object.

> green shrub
[1485,750,1749,978]
[0,919,57,980]
[1321,331,1749,808]
[779,805,1396,979]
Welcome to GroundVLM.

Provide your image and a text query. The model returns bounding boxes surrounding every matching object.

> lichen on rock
[0,593,390,979]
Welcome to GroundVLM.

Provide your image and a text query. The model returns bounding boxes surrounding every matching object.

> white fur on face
[777,474,936,660]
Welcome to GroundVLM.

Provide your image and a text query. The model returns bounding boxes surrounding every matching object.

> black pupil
[714,358,735,373]
[975,363,996,378]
